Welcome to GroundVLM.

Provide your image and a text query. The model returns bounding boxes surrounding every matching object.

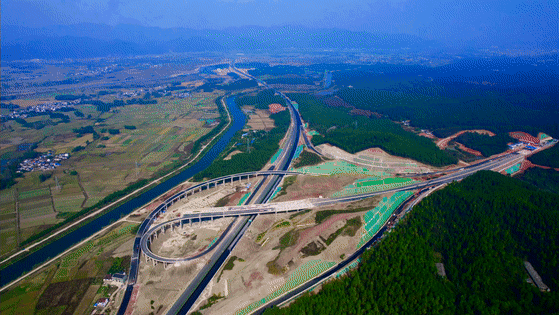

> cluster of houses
[115,90,141,99]
[3,100,78,120]
[68,63,120,77]
[17,152,70,173]
[172,92,191,99]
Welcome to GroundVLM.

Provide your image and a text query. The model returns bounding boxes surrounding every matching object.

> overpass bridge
[139,152,523,265]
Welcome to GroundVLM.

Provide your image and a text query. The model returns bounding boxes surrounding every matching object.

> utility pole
[55,176,61,190]
[135,161,140,178]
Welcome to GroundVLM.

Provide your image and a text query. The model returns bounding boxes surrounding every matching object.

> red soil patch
[288,181,346,200]
[456,142,483,157]
[509,131,540,145]
[367,148,385,154]
[159,183,192,202]
[322,96,353,109]
[244,271,264,289]
[349,108,382,118]
[419,132,438,140]
[268,103,286,114]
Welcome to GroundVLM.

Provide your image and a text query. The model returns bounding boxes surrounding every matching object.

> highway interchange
[117,65,526,315]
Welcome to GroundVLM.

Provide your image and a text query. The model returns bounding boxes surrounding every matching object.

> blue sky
[3,0,557,46]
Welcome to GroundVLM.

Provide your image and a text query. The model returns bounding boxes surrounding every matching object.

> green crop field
[0,189,16,215]
[18,188,50,200]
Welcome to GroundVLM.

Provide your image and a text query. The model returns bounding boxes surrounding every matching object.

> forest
[292,150,323,168]
[289,93,457,167]
[453,132,514,157]
[264,171,559,315]
[236,89,286,109]
[528,144,559,168]
[518,167,559,195]
[333,67,559,139]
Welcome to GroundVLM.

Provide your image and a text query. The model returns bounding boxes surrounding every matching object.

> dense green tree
[264,171,559,315]
[528,144,559,168]
[289,93,457,167]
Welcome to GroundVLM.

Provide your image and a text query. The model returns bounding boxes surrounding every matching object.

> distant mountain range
[2,24,442,61]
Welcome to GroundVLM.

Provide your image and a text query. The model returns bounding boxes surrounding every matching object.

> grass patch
[223,256,238,271]
[200,293,224,310]
[277,229,299,251]
[289,209,311,220]
[324,217,362,245]
[217,256,239,283]
[300,241,326,257]
[256,231,267,242]
[107,256,130,274]
[215,195,230,207]
[274,221,291,229]
[315,207,369,224]
[266,260,287,275]
[275,176,296,198]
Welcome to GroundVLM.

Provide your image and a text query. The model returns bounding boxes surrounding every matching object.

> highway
[161,66,303,315]
[119,63,525,315]
[138,151,521,265]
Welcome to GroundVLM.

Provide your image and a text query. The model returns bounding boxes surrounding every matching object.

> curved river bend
[0,96,246,287]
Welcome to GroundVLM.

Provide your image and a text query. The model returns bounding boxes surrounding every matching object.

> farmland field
[0,221,138,315]
[0,89,222,244]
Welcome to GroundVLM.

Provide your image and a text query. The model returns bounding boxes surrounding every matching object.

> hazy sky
[3,0,558,46]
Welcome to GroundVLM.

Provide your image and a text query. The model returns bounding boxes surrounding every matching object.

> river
[0,96,246,287]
